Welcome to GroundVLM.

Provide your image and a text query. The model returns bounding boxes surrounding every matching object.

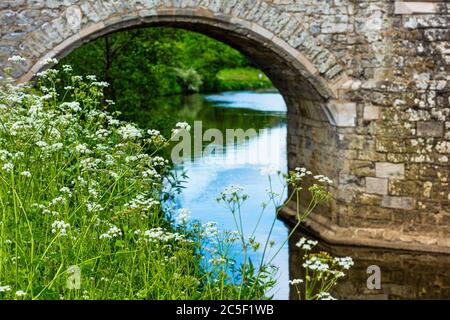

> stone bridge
[0,0,449,252]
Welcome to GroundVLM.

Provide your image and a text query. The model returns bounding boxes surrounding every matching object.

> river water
[159,90,450,300]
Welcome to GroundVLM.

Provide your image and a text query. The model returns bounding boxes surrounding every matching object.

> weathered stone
[328,101,357,127]
[376,162,405,179]
[417,121,444,138]
[366,177,388,195]
[381,196,414,210]
[395,2,439,15]
[363,105,380,121]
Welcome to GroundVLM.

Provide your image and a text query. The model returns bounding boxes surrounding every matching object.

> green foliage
[0,62,351,300]
[216,68,273,91]
[0,65,277,300]
[58,28,273,137]
[174,68,203,94]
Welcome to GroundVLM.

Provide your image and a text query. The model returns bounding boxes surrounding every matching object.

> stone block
[417,121,444,138]
[366,177,388,195]
[363,105,380,121]
[376,162,405,179]
[395,2,438,15]
[328,101,357,127]
[381,196,414,210]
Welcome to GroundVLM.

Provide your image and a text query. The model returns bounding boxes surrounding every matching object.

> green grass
[0,60,352,300]
[216,68,273,91]
[0,65,272,300]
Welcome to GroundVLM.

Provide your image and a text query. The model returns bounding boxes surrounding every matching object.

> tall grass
[0,57,352,300]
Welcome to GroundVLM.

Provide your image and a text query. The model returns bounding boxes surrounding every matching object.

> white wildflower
[99,224,122,240]
[60,101,81,112]
[177,208,191,224]
[51,220,70,236]
[0,285,11,292]
[15,290,26,297]
[296,237,318,251]
[317,292,337,300]
[75,144,91,154]
[147,129,161,136]
[20,171,31,178]
[40,57,58,65]
[289,279,304,285]
[334,257,354,270]
[91,81,109,88]
[8,55,26,63]
[62,64,73,72]
[118,124,142,140]
[314,175,333,185]
[172,122,191,135]
[2,162,14,172]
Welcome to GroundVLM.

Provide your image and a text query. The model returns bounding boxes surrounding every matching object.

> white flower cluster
[317,292,337,300]
[135,227,186,243]
[8,55,26,63]
[313,175,333,185]
[91,81,109,88]
[334,256,354,270]
[294,167,312,180]
[20,170,31,178]
[289,279,304,286]
[147,129,161,136]
[125,194,160,212]
[142,168,160,179]
[303,256,330,272]
[62,64,73,72]
[40,57,58,65]
[15,290,27,297]
[209,256,227,266]
[99,224,122,240]
[150,156,168,167]
[118,124,142,140]
[176,208,191,224]
[221,185,244,197]
[295,237,318,251]
[0,285,11,292]
[75,143,92,154]
[60,101,81,113]
[51,220,70,236]
[2,162,14,172]
[172,122,191,136]
[202,222,219,238]
[86,202,103,213]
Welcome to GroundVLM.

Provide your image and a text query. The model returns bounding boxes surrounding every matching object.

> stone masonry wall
[0,0,449,252]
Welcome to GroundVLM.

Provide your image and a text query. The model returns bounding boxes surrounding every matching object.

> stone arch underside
[16,9,348,126]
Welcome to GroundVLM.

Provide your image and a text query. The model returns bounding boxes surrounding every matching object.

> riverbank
[216,68,273,92]
[0,66,275,300]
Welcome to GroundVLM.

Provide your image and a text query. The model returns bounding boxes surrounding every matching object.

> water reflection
[169,90,290,299]
[288,229,450,300]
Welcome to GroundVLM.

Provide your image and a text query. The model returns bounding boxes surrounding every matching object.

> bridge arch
[16,6,349,126]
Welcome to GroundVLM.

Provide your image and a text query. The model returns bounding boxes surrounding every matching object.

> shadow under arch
[20,9,343,126]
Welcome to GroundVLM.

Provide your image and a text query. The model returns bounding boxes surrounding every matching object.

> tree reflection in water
[288,227,450,300]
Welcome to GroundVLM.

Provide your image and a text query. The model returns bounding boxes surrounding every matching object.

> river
[151,90,450,300]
